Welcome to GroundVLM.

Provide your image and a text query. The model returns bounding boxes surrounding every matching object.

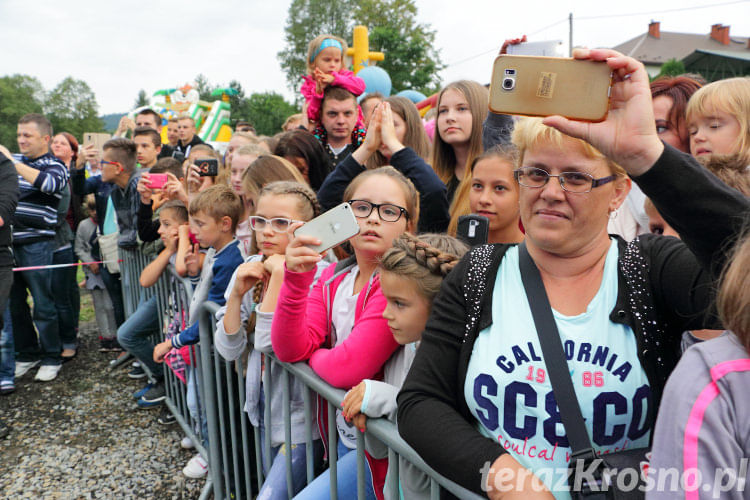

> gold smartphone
[489,55,612,122]
[83,132,111,151]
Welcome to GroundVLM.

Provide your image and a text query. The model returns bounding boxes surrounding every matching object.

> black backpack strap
[517,242,597,461]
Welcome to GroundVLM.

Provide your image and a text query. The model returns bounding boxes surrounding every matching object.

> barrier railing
[118,250,483,500]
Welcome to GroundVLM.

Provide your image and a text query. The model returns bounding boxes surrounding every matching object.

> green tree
[656,59,686,80]
[194,74,215,101]
[243,92,299,135]
[0,74,45,149]
[278,0,356,92]
[45,77,104,139]
[277,0,443,95]
[134,89,150,108]
[353,0,443,94]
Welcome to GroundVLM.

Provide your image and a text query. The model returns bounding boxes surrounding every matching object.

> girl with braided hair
[341,232,468,500]
[214,181,325,500]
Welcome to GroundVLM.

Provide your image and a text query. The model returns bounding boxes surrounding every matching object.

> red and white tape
[13,259,122,272]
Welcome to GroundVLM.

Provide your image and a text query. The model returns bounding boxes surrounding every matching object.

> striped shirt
[12,152,68,244]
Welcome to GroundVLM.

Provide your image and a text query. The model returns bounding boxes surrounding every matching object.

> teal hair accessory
[310,38,343,63]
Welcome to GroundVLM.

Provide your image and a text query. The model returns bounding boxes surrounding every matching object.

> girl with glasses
[215,181,325,500]
[272,166,419,499]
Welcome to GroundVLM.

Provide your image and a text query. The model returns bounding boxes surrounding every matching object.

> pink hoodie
[272,259,399,389]
[300,70,366,126]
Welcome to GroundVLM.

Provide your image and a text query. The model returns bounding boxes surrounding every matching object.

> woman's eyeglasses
[513,166,616,194]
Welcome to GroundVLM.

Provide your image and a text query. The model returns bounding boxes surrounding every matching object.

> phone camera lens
[502,78,515,91]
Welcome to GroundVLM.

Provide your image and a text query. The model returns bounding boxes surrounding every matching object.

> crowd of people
[0,34,749,499]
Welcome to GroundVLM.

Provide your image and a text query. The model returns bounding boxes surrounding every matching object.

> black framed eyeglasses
[513,166,616,194]
[348,200,409,222]
[248,216,302,233]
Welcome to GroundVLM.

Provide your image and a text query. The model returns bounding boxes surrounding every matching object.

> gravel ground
[0,295,205,500]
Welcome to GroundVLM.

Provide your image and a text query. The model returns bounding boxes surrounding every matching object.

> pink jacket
[272,259,399,389]
[300,70,366,125]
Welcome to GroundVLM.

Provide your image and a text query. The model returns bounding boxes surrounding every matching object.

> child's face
[689,108,742,158]
[190,210,227,248]
[380,271,431,345]
[314,47,342,74]
[437,88,473,148]
[157,209,183,243]
[645,204,680,239]
[230,154,257,195]
[348,175,411,260]
[469,157,520,234]
[253,194,303,257]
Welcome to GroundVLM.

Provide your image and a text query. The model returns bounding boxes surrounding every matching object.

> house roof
[613,31,749,66]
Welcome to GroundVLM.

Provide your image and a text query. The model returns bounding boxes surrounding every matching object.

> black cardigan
[316,147,450,234]
[396,144,750,495]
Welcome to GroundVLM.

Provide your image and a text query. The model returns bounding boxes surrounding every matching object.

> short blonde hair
[188,184,243,232]
[686,77,750,164]
[511,117,627,178]
[177,115,195,126]
[717,230,750,352]
[306,34,348,72]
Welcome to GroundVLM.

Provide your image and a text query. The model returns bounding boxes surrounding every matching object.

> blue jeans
[117,295,161,380]
[0,264,14,385]
[186,365,208,448]
[11,240,61,365]
[257,386,324,500]
[294,439,377,500]
[52,246,79,350]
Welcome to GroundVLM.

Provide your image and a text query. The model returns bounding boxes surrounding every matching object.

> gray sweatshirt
[648,332,750,500]
[214,255,326,446]
[358,343,431,500]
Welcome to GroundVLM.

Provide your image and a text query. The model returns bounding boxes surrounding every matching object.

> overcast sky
[2,0,748,114]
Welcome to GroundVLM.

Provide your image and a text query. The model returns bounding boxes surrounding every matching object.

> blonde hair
[686,77,750,165]
[306,34,348,73]
[188,184,243,232]
[236,144,267,159]
[342,166,420,233]
[283,113,305,131]
[431,80,489,186]
[379,233,468,301]
[177,115,196,126]
[240,155,307,215]
[448,144,520,235]
[717,231,750,352]
[511,117,627,178]
[699,155,750,196]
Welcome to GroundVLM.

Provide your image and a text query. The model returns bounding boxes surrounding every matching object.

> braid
[245,256,267,335]
[258,181,320,219]
[380,233,469,300]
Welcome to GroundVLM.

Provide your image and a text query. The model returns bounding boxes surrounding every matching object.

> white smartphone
[294,202,360,253]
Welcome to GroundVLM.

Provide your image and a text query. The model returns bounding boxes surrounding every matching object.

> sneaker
[99,338,122,352]
[34,364,62,382]
[0,381,14,395]
[15,360,40,378]
[132,382,154,400]
[180,436,195,449]
[128,365,147,379]
[140,381,166,403]
[157,408,176,425]
[182,454,208,479]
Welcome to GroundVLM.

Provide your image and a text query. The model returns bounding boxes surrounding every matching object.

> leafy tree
[353,0,443,94]
[0,74,45,149]
[243,92,299,136]
[277,0,444,95]
[656,59,686,80]
[45,77,104,139]
[194,74,215,101]
[134,89,150,108]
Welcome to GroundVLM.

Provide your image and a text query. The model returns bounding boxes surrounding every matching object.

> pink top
[271,261,399,389]
[300,70,366,125]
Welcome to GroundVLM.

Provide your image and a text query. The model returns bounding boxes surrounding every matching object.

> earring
[608,209,619,220]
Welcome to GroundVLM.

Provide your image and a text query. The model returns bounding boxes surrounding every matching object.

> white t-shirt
[331,265,362,449]
[464,241,651,499]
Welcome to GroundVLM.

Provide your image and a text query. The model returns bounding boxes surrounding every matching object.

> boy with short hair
[152,185,244,478]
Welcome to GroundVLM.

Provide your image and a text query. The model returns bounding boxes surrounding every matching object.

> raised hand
[185,243,201,277]
[542,48,664,176]
[137,173,154,204]
[231,261,268,297]
[285,222,324,273]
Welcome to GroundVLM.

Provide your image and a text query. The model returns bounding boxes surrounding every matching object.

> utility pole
[569,12,573,56]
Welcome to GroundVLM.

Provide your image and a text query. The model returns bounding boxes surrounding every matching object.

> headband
[310,38,343,63]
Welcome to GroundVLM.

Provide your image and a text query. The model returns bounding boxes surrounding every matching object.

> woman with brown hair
[318,97,449,233]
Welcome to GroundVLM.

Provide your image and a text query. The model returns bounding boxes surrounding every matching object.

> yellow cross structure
[346,25,385,74]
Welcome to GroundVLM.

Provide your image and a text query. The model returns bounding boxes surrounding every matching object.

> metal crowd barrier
[118,248,483,500]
